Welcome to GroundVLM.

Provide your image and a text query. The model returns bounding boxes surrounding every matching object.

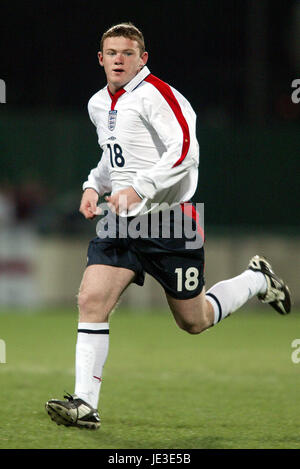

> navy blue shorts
[86,203,205,300]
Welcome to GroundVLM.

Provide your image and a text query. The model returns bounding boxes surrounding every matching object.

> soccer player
[45,23,291,429]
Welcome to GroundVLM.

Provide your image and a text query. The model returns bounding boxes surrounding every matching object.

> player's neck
[107,83,124,96]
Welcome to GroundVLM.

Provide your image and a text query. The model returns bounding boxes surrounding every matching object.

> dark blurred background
[1,0,299,232]
[0,0,299,307]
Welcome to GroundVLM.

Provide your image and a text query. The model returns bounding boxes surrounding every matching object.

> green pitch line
[0,308,299,449]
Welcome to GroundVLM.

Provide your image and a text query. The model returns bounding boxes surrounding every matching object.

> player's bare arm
[79,188,100,219]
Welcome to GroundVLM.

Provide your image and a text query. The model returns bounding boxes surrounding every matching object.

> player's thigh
[78,264,135,316]
[166,286,211,333]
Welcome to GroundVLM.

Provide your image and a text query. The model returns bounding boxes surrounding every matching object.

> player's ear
[98,51,104,67]
[140,51,148,67]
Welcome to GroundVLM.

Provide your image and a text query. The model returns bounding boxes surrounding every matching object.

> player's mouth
[112,68,125,74]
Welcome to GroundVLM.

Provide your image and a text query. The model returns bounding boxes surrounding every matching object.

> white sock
[74,322,109,409]
[206,270,267,325]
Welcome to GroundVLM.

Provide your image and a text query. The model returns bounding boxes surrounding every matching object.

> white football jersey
[83,66,199,216]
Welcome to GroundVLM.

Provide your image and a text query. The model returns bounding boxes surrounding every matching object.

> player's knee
[77,290,90,312]
[177,316,211,335]
[77,290,107,320]
[182,323,206,335]
[182,324,202,334]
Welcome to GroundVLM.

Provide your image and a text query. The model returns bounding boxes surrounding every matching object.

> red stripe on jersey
[107,87,126,110]
[144,74,190,167]
[180,202,205,242]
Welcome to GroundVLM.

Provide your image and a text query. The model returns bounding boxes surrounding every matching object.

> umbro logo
[108,136,116,140]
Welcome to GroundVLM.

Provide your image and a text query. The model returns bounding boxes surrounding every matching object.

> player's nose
[114,53,124,64]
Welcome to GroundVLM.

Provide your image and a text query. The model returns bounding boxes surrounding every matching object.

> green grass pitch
[0,307,299,449]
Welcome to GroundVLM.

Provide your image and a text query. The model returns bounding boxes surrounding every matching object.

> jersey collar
[123,66,151,93]
[106,66,151,108]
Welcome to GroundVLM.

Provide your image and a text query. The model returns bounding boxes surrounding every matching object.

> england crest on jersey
[108,110,117,131]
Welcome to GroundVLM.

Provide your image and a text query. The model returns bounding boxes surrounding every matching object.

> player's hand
[105,187,142,215]
[79,188,101,219]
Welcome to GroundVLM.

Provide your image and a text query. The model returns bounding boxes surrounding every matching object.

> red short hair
[100,22,145,55]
